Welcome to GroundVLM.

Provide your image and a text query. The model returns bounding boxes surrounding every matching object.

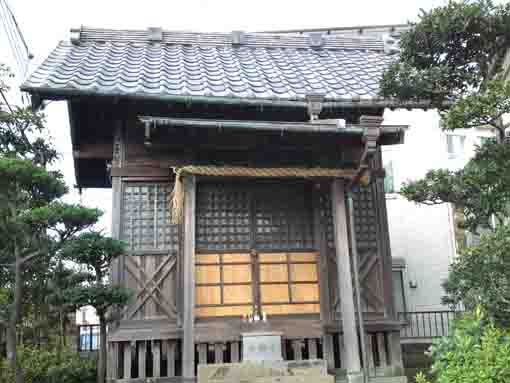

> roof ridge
[70,26,388,51]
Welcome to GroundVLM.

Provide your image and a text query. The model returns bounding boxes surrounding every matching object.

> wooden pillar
[388,331,404,374]
[331,179,362,378]
[182,176,196,378]
[313,188,334,369]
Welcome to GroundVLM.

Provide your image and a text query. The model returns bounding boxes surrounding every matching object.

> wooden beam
[73,142,113,159]
[110,166,171,178]
[182,175,196,378]
[330,179,362,375]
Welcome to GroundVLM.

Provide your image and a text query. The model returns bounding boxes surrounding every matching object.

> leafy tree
[0,63,102,383]
[400,139,510,233]
[0,159,101,383]
[380,0,510,135]
[61,232,131,383]
[46,261,93,355]
[379,0,510,321]
[441,224,510,326]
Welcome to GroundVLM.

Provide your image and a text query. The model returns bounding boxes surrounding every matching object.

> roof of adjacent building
[21,27,399,104]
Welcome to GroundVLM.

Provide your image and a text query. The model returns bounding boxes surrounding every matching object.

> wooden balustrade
[107,330,400,382]
[107,339,181,381]
[324,330,399,377]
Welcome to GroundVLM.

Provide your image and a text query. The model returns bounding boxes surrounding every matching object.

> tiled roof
[21,27,397,103]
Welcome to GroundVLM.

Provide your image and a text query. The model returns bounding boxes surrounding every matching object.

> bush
[416,311,510,383]
[0,346,96,383]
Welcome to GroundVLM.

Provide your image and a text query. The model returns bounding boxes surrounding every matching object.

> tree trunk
[7,253,24,383]
[97,313,107,383]
[56,308,64,361]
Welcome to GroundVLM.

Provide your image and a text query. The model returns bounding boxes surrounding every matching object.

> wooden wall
[110,119,398,340]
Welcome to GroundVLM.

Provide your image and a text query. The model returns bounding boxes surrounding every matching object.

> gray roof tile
[22,28,396,102]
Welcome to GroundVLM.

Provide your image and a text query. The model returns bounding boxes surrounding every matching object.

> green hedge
[416,311,510,383]
[0,346,96,383]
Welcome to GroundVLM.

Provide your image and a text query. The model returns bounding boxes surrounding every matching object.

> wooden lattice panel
[196,182,314,252]
[254,185,314,251]
[121,183,179,252]
[196,185,251,252]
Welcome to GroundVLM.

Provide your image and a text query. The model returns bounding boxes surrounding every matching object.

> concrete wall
[382,109,494,312]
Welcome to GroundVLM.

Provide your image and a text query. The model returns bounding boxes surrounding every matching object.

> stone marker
[242,332,283,362]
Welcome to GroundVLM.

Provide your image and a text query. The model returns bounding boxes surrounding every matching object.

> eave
[139,116,406,145]
[23,87,436,112]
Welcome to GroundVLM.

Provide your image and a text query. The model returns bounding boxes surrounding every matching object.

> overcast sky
[2,0,448,233]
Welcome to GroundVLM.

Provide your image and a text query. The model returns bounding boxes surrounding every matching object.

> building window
[446,134,466,159]
[392,270,406,313]
[79,325,100,351]
[384,160,395,193]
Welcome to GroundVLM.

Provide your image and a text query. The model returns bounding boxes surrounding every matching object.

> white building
[382,109,494,315]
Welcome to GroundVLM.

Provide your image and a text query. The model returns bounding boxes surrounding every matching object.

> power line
[4,0,30,58]
[0,0,24,74]
[0,88,13,112]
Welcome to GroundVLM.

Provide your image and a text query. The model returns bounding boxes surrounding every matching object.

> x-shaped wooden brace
[331,250,384,313]
[123,254,178,320]
[358,251,384,311]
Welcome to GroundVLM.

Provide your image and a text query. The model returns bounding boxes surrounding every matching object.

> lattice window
[254,185,314,251]
[196,185,251,252]
[196,182,314,252]
[121,183,179,252]
[320,186,378,252]
[352,187,378,251]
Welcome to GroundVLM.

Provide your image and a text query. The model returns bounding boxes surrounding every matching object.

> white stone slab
[242,332,283,362]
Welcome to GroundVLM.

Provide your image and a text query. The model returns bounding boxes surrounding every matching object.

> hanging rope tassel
[170,167,184,224]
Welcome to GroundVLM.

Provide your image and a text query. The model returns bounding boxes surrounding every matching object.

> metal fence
[78,324,100,352]
[398,311,459,340]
